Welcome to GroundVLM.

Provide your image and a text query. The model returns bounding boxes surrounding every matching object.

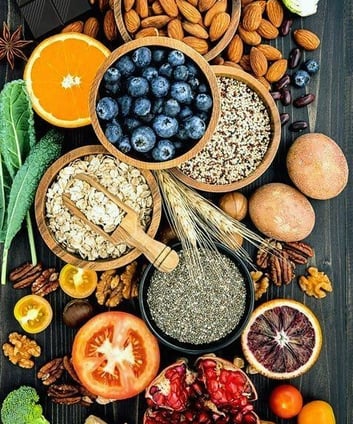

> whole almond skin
[141,15,171,28]
[84,17,100,38]
[135,27,159,37]
[226,34,243,63]
[152,1,164,14]
[266,58,288,83]
[293,29,321,50]
[256,76,272,90]
[124,0,135,12]
[168,18,185,39]
[176,0,202,24]
[182,36,209,54]
[209,12,231,41]
[199,0,217,12]
[135,0,149,18]
[61,21,84,33]
[242,3,262,31]
[124,9,141,33]
[239,54,252,72]
[159,0,179,17]
[204,0,227,26]
[257,44,282,60]
[266,0,284,28]
[250,46,268,76]
[257,18,279,39]
[103,9,118,40]
[238,24,262,45]
[182,21,209,39]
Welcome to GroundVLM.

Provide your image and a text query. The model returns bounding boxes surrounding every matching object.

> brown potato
[286,133,348,200]
[249,183,315,242]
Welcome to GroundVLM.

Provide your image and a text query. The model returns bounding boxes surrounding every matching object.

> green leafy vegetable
[0,161,11,241]
[1,385,50,424]
[1,129,62,285]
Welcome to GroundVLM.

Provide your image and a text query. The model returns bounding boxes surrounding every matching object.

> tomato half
[269,384,303,419]
[297,400,336,424]
[14,294,53,334]
[59,264,97,298]
[71,311,160,400]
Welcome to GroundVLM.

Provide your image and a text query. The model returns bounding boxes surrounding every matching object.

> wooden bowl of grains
[35,145,162,271]
[171,65,281,192]
[114,0,241,62]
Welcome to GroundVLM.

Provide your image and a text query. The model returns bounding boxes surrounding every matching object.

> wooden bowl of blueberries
[89,37,221,170]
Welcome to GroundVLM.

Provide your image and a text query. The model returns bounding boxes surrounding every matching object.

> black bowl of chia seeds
[138,242,254,354]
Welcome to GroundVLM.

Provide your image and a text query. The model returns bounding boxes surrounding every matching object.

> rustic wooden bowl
[171,65,282,192]
[89,36,220,170]
[35,145,162,271]
[114,0,241,62]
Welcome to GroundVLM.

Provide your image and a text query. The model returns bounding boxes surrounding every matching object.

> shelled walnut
[250,270,269,300]
[2,332,41,368]
[299,267,333,299]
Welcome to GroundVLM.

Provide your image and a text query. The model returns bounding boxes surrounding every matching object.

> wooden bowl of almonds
[35,145,162,271]
[114,0,241,62]
[171,65,281,192]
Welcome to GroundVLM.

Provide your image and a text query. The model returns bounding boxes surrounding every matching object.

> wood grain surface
[0,1,351,423]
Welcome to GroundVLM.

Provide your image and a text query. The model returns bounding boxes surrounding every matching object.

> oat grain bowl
[35,145,161,271]
[172,65,281,192]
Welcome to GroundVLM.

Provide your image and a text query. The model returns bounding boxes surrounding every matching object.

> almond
[226,34,243,63]
[135,27,159,38]
[182,36,209,54]
[168,18,185,40]
[152,0,164,14]
[238,24,262,46]
[135,0,149,18]
[104,9,118,40]
[159,0,179,17]
[209,12,230,41]
[257,44,282,61]
[124,0,135,12]
[256,76,272,90]
[250,46,268,76]
[242,3,262,31]
[98,0,109,12]
[293,29,321,51]
[265,58,288,82]
[199,0,217,12]
[204,0,227,27]
[239,54,252,72]
[266,0,284,28]
[182,21,209,39]
[257,18,279,39]
[124,9,141,33]
[224,61,243,70]
[187,0,199,6]
[241,0,254,6]
[61,21,84,33]
[83,17,99,38]
[176,0,202,24]
[212,55,225,65]
[141,15,171,28]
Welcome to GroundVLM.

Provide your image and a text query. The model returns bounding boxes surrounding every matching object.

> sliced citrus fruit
[241,298,322,379]
[24,33,110,128]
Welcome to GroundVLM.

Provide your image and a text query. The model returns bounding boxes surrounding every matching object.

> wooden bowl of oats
[171,65,282,192]
[114,0,241,62]
[35,145,162,271]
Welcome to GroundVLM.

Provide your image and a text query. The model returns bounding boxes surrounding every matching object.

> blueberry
[96,97,119,120]
[168,50,185,66]
[188,77,200,91]
[186,61,199,77]
[163,98,181,117]
[105,123,123,144]
[152,139,176,161]
[153,49,166,63]
[197,111,209,122]
[173,65,189,81]
[178,106,193,120]
[116,135,132,153]
[104,82,120,95]
[125,117,141,131]
[293,70,310,87]
[173,139,183,149]
[103,67,121,84]
[142,66,159,81]
[115,55,135,76]
[152,114,179,138]
[159,63,173,78]
[140,113,155,123]
[117,95,132,117]
[131,126,156,153]
[302,59,320,75]
[132,47,152,67]
[176,124,189,141]
[198,83,208,94]
[151,98,164,114]
[195,93,213,111]
[184,116,206,140]
[127,77,149,97]
[151,76,170,97]
[170,82,193,104]
[133,97,152,117]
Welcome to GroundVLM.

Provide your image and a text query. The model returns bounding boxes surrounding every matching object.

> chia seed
[147,249,247,345]
[178,76,272,185]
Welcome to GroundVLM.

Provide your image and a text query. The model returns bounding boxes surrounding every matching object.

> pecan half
[31,268,59,296]
[10,263,43,288]
[37,357,65,385]
[282,241,314,264]
[63,355,81,384]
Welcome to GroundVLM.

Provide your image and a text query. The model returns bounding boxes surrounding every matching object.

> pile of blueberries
[96,46,213,162]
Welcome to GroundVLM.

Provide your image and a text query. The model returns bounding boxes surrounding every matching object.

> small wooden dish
[114,0,241,62]
[89,36,220,170]
[171,65,282,192]
[35,145,162,271]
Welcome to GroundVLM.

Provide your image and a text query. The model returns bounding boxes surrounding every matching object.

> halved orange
[241,298,322,379]
[24,33,110,128]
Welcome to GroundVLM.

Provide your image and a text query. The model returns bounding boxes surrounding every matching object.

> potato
[286,133,348,200]
[249,183,315,242]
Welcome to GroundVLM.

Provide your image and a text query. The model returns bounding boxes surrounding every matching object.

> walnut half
[299,267,333,299]
[2,332,41,368]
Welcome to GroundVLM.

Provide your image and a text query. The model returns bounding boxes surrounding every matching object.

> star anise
[0,22,33,70]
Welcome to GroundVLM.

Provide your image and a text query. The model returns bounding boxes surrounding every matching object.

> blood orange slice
[241,298,322,379]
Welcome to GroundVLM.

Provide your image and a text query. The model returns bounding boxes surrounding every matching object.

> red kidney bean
[289,120,308,131]
[280,113,290,126]
[293,93,316,107]
[281,88,292,106]
[271,91,281,101]
[288,48,302,69]
[274,74,291,91]
[280,18,293,36]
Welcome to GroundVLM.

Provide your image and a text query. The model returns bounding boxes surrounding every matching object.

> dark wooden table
[0,1,351,423]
